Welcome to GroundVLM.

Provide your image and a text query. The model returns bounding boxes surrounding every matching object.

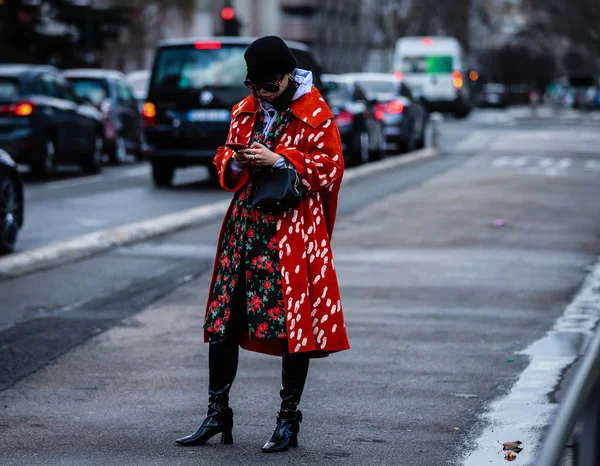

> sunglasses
[244,76,284,93]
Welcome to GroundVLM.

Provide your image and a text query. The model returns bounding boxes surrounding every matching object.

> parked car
[322,74,385,165]
[144,37,325,187]
[0,65,104,178]
[0,149,24,253]
[345,73,428,153]
[479,83,508,108]
[65,69,144,163]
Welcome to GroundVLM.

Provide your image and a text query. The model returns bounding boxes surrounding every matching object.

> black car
[0,65,104,178]
[322,74,385,165]
[65,69,144,163]
[0,149,24,253]
[346,73,428,153]
[144,37,325,187]
[478,83,508,108]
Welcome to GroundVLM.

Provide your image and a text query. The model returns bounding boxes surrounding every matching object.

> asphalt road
[1,107,600,465]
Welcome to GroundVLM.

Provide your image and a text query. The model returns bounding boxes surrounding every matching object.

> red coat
[205,87,350,357]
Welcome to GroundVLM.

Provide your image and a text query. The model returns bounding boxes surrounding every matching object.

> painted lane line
[462,259,600,465]
[46,175,105,190]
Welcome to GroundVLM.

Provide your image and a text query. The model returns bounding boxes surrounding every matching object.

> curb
[0,147,440,280]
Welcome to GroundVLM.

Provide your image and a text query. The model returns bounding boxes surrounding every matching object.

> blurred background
[0,0,599,98]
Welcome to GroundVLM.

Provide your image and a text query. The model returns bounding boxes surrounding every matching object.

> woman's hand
[241,142,282,167]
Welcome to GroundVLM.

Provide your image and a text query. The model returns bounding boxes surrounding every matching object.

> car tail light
[143,102,156,127]
[195,41,222,50]
[385,100,404,114]
[374,103,386,120]
[393,71,404,81]
[15,102,34,116]
[452,71,464,89]
[335,110,354,126]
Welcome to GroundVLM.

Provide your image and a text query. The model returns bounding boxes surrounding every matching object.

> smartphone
[226,143,248,152]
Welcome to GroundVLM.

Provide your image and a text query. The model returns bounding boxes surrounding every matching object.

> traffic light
[221,7,240,36]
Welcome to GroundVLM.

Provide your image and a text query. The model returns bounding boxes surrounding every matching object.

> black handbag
[252,163,304,214]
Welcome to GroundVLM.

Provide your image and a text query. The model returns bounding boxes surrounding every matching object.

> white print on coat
[290,331,295,339]
[317,329,325,343]
[316,216,321,225]
[331,305,337,314]
[288,299,293,311]
[295,343,302,352]
[285,271,290,284]
[302,179,311,188]
[312,317,318,327]
[314,155,321,160]
[242,116,250,124]
[332,154,339,162]
[286,286,292,294]
[294,301,301,313]
[292,210,299,222]
[312,108,322,117]
[290,319,296,330]
[307,242,314,254]
[318,142,325,149]
[277,220,282,230]
[295,223,301,233]
[313,275,321,285]
[286,244,292,256]
[297,328,303,340]
[295,265,300,274]
[294,135,301,145]
[332,324,337,333]
[308,133,315,142]
[321,265,327,277]
[296,313,301,322]
[321,315,329,324]
[287,311,292,321]
[326,298,332,307]
[300,293,306,304]
[232,121,239,129]
[321,286,328,298]
[321,239,327,247]
[310,255,315,263]
[320,337,327,349]
[330,167,337,177]
[314,297,321,308]
[323,119,332,128]
[302,337,308,347]
[279,235,288,247]
[288,226,293,234]
[308,226,314,235]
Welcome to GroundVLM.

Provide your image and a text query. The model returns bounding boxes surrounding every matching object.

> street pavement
[1,109,600,465]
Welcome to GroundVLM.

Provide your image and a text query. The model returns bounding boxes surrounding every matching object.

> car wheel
[82,134,104,174]
[152,160,175,187]
[0,175,21,254]
[109,135,128,164]
[32,137,57,179]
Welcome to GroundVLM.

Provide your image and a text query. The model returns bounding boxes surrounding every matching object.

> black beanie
[244,36,297,83]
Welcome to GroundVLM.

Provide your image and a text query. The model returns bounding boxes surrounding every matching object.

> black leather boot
[262,346,310,453]
[176,337,239,446]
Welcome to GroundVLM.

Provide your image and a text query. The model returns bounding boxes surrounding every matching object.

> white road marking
[585,160,600,170]
[46,175,104,190]
[122,166,151,177]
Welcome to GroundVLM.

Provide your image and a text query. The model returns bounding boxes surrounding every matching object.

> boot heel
[289,434,298,448]
[221,428,234,444]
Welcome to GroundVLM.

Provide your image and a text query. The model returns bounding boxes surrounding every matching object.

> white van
[393,36,472,117]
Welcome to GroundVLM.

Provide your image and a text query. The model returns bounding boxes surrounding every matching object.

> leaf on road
[504,450,518,461]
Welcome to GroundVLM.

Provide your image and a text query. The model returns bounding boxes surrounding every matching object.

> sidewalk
[2,131,600,465]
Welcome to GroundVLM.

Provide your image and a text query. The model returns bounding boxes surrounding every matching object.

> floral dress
[205,108,293,340]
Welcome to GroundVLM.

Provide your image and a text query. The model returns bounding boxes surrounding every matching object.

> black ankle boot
[175,401,234,446]
[262,345,309,453]
[176,337,239,446]
[262,409,302,452]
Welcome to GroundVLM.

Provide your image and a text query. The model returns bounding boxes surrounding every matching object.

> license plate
[187,109,230,122]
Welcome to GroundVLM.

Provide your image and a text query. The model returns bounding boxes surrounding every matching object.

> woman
[176,36,350,453]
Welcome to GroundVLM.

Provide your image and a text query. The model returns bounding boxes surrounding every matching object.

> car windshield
[323,81,351,103]
[353,79,396,99]
[0,78,20,99]
[68,78,109,106]
[400,55,454,74]
[152,44,248,90]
